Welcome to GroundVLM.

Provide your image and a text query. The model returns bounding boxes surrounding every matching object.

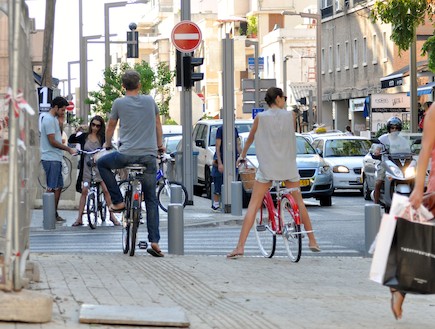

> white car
[191,119,253,197]
[311,136,372,192]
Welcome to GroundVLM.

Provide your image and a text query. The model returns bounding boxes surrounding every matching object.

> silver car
[239,133,334,207]
[311,136,372,193]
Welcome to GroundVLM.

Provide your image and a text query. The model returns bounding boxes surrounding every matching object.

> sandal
[147,243,164,257]
[72,221,83,227]
[226,249,244,259]
[110,217,121,226]
[390,288,406,320]
[109,203,126,213]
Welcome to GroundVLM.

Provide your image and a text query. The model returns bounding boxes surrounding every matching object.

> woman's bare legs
[73,186,88,225]
[227,180,271,257]
[101,181,120,225]
[285,181,319,250]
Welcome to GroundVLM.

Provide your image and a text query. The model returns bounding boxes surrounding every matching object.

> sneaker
[56,215,66,222]
[211,205,220,212]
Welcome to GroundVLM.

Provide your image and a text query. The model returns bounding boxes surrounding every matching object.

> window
[321,48,325,74]
[329,45,333,73]
[336,43,341,71]
[372,34,378,64]
[322,0,333,8]
[382,31,388,62]
[353,38,358,68]
[362,37,367,66]
[344,41,349,69]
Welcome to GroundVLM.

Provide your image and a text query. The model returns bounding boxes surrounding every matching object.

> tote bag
[383,218,435,294]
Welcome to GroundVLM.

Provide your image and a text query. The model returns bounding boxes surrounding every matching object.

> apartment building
[320,0,433,135]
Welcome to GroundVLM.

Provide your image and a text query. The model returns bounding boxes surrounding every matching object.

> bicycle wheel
[253,197,276,258]
[61,156,72,190]
[157,181,188,212]
[87,193,98,229]
[122,191,131,254]
[280,195,302,263]
[98,190,107,221]
[129,207,140,256]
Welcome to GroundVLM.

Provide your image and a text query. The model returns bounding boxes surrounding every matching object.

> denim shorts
[41,160,63,190]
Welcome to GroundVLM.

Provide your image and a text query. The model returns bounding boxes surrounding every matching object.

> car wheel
[363,177,371,201]
[319,195,332,207]
[205,167,211,199]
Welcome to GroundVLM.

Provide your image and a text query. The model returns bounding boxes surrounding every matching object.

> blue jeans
[97,152,160,243]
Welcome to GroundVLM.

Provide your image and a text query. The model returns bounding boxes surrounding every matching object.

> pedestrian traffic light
[183,56,204,89]
[127,23,139,58]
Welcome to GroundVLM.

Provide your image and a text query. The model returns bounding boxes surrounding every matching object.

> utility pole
[41,0,56,87]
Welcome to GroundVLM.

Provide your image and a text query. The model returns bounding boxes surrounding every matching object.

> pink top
[428,147,435,193]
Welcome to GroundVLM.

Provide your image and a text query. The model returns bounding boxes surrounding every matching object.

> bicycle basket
[239,167,256,190]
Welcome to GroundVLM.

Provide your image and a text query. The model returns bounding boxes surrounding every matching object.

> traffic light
[127,30,139,58]
[183,56,204,89]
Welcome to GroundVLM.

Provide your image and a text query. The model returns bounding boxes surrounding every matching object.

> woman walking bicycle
[227,87,320,258]
[68,116,120,226]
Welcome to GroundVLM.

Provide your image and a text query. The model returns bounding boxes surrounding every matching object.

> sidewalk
[21,197,433,328]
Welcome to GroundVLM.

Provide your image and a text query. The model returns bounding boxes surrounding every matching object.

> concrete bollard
[364,204,381,257]
[231,181,242,216]
[42,193,56,230]
[170,185,183,204]
[168,203,184,255]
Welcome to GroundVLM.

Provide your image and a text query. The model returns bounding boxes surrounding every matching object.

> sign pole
[180,0,194,205]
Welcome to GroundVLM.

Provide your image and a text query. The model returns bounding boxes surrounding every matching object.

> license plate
[300,179,310,187]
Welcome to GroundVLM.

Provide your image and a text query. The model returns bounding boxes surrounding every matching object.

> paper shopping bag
[383,218,435,294]
[369,213,397,284]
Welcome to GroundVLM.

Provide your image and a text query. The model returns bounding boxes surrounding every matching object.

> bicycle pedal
[138,241,148,249]
[256,225,267,232]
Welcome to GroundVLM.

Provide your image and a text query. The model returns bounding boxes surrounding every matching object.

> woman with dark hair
[227,87,320,258]
[68,115,120,226]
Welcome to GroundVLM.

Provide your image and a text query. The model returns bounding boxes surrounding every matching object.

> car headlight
[318,165,331,174]
[333,165,349,173]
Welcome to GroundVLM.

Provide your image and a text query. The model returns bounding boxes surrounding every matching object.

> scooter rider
[373,117,411,204]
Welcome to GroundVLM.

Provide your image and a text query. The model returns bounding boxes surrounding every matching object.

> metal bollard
[170,185,183,204]
[211,182,215,207]
[364,204,381,257]
[42,192,56,230]
[231,181,242,216]
[168,203,184,255]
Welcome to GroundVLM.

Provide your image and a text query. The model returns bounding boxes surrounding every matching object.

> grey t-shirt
[111,95,159,156]
[40,112,63,161]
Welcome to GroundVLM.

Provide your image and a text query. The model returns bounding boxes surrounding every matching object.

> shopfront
[370,93,410,133]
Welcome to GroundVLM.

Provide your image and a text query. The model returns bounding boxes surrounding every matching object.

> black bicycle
[121,164,146,256]
[76,149,107,229]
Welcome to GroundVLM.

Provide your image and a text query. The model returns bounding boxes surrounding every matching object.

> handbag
[383,218,435,294]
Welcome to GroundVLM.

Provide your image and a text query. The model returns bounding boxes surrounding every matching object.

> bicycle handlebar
[75,148,104,156]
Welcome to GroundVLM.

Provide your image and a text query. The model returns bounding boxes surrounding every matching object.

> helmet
[386,116,402,133]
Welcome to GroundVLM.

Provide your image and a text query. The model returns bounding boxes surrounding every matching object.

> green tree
[86,61,175,121]
[370,0,435,71]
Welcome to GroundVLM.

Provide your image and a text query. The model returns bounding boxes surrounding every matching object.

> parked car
[301,130,346,143]
[311,136,372,193]
[190,119,253,198]
[361,133,424,200]
[162,125,182,138]
[239,132,334,207]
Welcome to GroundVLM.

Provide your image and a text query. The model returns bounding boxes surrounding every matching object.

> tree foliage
[371,0,435,71]
[86,61,175,122]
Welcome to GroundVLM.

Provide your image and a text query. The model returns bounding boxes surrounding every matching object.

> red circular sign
[66,101,74,111]
[171,20,202,53]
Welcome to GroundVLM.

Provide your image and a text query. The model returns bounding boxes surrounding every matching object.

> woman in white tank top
[227,87,320,258]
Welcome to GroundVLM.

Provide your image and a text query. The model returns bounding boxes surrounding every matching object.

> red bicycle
[240,158,307,262]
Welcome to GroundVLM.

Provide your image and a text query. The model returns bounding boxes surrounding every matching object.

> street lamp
[245,40,259,108]
[283,55,292,106]
[282,10,322,124]
[104,0,149,69]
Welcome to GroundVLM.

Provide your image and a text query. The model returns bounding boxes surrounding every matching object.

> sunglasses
[282,95,287,101]
[390,126,399,130]
[91,122,102,128]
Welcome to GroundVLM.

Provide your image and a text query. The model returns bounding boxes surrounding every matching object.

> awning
[33,71,59,87]
[406,81,435,96]
[380,60,428,89]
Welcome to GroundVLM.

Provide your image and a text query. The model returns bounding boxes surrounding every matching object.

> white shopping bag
[369,213,397,284]
[390,193,433,222]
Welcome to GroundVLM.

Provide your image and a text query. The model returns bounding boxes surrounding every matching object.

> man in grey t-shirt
[97,70,165,257]
[40,96,77,221]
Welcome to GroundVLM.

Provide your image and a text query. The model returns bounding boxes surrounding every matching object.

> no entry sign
[171,20,202,53]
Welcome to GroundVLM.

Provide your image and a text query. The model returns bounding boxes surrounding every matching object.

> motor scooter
[370,140,418,213]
